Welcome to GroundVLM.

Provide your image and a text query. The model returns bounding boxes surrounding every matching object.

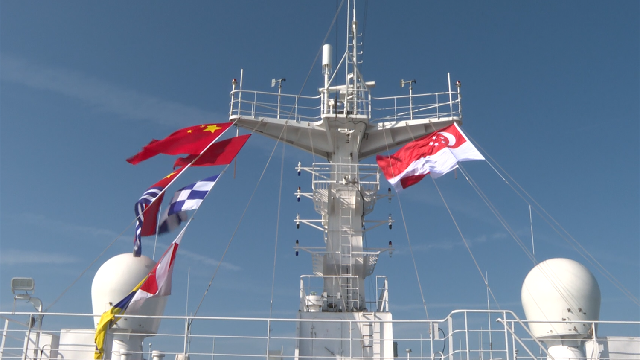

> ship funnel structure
[92,253,169,360]
[521,258,601,360]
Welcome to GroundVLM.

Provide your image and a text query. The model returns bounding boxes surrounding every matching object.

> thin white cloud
[19,213,120,240]
[179,248,241,271]
[1,54,217,125]
[0,249,80,265]
[395,231,507,254]
[151,239,240,271]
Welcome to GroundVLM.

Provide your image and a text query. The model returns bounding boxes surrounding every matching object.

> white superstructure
[1,2,638,360]
[230,2,460,359]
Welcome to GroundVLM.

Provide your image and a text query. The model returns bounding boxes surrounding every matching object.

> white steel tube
[21,315,32,360]
[277,83,281,119]
[529,205,535,258]
[0,319,8,359]
[238,69,243,117]
[502,311,509,360]
[409,84,413,121]
[464,312,470,360]
[448,73,453,116]
[448,317,454,360]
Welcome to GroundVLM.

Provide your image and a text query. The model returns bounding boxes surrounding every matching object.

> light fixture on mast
[11,277,42,314]
[271,78,286,88]
[11,277,44,359]
[400,79,416,89]
[271,78,286,119]
[401,79,417,120]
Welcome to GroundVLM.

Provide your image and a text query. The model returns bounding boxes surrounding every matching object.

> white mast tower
[229,1,462,359]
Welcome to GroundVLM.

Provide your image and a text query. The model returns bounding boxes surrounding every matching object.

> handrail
[1,310,637,360]
[229,87,461,125]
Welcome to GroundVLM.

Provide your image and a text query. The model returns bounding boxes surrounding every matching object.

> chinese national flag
[127,123,232,165]
[173,134,251,169]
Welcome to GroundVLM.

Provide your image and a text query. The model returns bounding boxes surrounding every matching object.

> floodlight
[11,277,34,294]
[272,78,286,88]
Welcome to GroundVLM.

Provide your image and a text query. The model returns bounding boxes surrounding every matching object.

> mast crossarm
[231,116,334,159]
[358,117,461,159]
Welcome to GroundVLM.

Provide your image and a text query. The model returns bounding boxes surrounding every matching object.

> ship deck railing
[1,310,638,360]
[228,89,461,125]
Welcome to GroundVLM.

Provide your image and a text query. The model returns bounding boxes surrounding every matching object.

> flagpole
[529,204,535,259]
[234,126,239,179]
[135,122,239,256]
[153,204,161,260]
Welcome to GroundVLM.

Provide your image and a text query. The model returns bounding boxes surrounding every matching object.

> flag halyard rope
[266,125,287,354]
[382,123,430,319]
[466,134,639,307]
[192,123,290,318]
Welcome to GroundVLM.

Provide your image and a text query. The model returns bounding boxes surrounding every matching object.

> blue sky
[1,0,638,336]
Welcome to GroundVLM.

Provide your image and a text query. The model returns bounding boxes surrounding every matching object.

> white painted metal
[92,254,167,334]
[228,1,464,359]
[547,345,585,360]
[92,253,169,360]
[521,258,601,340]
[58,328,99,360]
[1,310,639,360]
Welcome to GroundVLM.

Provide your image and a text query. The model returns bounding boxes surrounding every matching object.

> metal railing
[371,91,461,124]
[2,310,637,360]
[229,87,461,125]
[229,90,322,123]
[295,163,380,191]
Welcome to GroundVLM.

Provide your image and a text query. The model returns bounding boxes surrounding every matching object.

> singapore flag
[376,123,484,191]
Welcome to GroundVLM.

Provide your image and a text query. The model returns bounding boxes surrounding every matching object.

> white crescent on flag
[437,131,456,147]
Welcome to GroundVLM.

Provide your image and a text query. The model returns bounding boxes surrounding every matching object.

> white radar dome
[91,253,168,334]
[521,258,600,339]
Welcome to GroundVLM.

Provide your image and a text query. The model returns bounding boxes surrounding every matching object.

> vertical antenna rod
[529,205,535,259]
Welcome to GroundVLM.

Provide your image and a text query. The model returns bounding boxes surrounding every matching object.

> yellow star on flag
[164,171,177,179]
[204,125,221,133]
[187,130,192,133]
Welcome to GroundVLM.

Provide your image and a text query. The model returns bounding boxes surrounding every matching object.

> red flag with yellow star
[127,123,232,165]
[172,134,251,169]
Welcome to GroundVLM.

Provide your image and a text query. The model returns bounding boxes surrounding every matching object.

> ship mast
[229,1,462,358]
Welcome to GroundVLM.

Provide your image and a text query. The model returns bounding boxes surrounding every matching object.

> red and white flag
[376,123,484,190]
[128,226,185,311]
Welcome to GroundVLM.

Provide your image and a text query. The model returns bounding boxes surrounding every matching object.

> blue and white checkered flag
[158,175,219,234]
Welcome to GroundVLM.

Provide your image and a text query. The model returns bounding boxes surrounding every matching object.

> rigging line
[458,160,583,311]
[381,125,430,319]
[411,123,507,309]
[153,204,162,260]
[460,141,640,308]
[45,121,242,313]
[360,0,369,70]
[457,164,583,311]
[192,123,289,318]
[466,135,639,306]
[457,165,536,264]
[430,178,502,310]
[472,135,634,297]
[267,126,287,353]
[290,0,345,108]
[284,0,344,161]
[44,225,128,312]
